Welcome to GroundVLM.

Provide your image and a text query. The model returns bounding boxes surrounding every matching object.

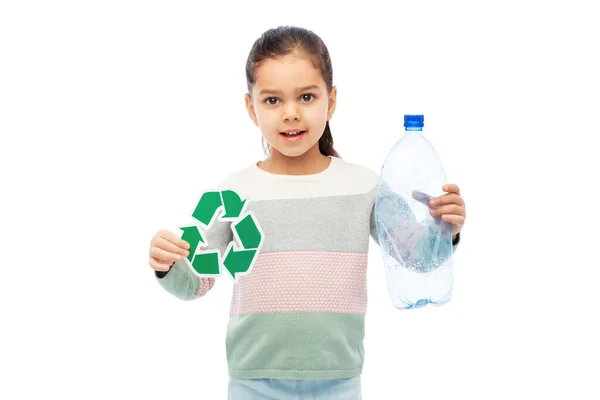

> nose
[282,102,300,123]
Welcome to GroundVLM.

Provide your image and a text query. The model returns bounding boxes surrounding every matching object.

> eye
[264,97,280,105]
[300,94,315,102]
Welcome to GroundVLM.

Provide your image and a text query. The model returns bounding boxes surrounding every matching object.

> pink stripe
[229,251,367,315]
[193,277,215,299]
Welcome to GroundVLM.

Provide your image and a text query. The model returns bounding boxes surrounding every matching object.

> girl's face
[245,53,337,159]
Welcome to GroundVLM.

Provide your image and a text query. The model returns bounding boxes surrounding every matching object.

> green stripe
[155,260,199,301]
[226,312,365,380]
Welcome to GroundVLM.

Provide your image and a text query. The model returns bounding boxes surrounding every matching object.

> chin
[268,135,322,158]
[274,147,311,158]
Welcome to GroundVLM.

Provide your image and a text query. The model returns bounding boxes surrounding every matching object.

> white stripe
[217,156,379,201]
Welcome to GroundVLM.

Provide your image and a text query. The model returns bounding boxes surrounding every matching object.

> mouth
[280,129,307,142]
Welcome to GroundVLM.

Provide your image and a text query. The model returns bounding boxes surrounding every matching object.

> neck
[259,145,331,175]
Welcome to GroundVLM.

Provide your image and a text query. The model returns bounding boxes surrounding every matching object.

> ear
[327,86,337,121]
[245,93,259,127]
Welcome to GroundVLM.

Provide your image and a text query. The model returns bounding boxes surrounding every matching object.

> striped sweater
[155,156,459,380]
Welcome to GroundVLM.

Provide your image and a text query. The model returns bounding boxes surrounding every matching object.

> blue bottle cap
[404,115,424,129]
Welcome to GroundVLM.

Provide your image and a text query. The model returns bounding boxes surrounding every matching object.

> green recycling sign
[178,189,264,282]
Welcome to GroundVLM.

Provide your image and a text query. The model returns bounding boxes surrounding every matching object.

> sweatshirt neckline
[250,156,339,181]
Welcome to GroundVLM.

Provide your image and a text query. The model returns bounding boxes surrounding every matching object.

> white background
[1,1,599,399]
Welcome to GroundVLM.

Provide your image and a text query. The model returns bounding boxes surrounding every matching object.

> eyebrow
[259,85,321,96]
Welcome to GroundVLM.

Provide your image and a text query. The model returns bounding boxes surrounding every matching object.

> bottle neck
[404,127,423,135]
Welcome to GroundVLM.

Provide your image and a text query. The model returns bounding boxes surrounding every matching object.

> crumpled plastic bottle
[374,115,454,309]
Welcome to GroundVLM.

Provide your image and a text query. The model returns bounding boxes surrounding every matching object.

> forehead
[253,54,325,91]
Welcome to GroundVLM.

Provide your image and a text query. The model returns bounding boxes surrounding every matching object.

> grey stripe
[185,188,378,260]
[245,192,374,253]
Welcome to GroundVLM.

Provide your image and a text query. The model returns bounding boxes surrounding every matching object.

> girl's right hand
[149,229,191,272]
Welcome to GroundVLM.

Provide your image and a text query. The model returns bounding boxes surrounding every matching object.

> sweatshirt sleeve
[369,203,381,247]
[154,179,234,301]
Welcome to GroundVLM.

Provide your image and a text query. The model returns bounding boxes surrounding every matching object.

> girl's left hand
[428,184,466,239]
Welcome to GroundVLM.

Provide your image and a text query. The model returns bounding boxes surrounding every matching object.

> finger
[158,229,190,250]
[441,214,465,226]
[156,237,190,257]
[430,204,465,217]
[150,246,185,263]
[429,193,464,207]
[150,257,174,272]
[442,184,460,195]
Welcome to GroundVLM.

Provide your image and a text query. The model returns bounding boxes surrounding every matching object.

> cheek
[304,106,329,124]
[254,108,278,130]
[254,107,269,123]
[304,103,327,121]
[256,105,276,116]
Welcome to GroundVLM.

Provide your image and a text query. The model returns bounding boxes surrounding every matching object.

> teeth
[284,131,302,135]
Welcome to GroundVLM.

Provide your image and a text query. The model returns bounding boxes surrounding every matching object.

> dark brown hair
[245,26,340,158]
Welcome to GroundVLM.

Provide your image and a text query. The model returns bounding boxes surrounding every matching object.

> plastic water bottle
[374,115,454,309]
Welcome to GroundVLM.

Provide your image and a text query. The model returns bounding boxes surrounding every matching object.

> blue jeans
[228,376,362,399]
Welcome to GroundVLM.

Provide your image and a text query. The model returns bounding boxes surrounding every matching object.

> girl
[149,26,466,400]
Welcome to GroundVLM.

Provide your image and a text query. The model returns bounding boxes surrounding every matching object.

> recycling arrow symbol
[178,190,264,282]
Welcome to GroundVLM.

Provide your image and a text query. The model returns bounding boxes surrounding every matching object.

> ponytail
[318,121,340,158]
